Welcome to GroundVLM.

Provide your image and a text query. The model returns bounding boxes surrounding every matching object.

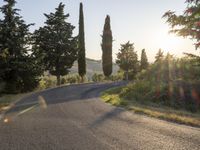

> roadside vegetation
[101,85,200,127]
[101,0,200,127]
[102,51,200,127]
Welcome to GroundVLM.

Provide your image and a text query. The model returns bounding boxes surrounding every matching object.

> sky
[0,0,199,62]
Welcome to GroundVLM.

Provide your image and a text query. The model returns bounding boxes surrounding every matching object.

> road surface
[0,82,200,150]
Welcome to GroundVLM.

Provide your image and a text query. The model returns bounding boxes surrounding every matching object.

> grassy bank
[101,87,200,127]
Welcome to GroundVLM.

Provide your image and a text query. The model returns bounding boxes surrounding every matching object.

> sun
[155,26,182,53]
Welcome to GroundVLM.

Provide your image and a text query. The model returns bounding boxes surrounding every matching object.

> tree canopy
[34,3,78,85]
[0,0,41,93]
[163,0,200,49]
[116,42,139,80]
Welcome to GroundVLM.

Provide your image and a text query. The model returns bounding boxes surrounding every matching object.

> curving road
[0,82,200,150]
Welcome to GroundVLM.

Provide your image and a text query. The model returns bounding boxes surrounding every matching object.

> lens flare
[3,118,9,123]
[38,96,47,109]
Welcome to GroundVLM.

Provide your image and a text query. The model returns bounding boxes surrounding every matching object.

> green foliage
[163,0,200,49]
[64,74,83,84]
[120,81,153,102]
[91,71,123,82]
[101,15,113,77]
[140,49,149,71]
[116,41,139,80]
[33,3,78,85]
[39,76,57,89]
[120,53,200,112]
[155,49,164,63]
[102,87,200,127]
[0,49,8,80]
[108,73,124,81]
[92,73,104,82]
[78,3,86,78]
[38,74,84,90]
[0,0,42,93]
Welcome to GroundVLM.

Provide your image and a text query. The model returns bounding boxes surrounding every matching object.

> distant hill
[70,58,119,78]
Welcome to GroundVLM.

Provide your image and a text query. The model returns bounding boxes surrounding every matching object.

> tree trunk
[125,70,129,81]
[81,76,84,83]
[57,75,61,86]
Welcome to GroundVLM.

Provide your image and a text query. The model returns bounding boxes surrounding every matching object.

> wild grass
[101,87,200,127]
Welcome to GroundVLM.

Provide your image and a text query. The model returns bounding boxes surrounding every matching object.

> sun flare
[155,26,182,53]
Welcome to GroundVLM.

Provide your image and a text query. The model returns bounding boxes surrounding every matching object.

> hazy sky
[0,0,198,61]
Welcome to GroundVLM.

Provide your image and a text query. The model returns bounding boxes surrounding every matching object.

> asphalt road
[0,82,200,150]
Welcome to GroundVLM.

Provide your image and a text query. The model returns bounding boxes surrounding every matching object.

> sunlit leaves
[163,0,200,49]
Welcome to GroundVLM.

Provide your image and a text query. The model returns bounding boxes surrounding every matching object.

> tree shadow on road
[88,107,136,129]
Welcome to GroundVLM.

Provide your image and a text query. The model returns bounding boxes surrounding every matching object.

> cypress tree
[78,2,86,81]
[140,49,149,70]
[101,15,113,77]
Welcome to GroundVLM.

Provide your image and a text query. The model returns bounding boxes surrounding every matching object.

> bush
[119,55,200,113]
[38,76,57,90]
[38,74,86,90]
[61,77,67,85]
[120,81,153,102]
[106,73,124,81]
[65,74,88,84]
[92,73,104,82]
[92,71,124,82]
[66,74,80,84]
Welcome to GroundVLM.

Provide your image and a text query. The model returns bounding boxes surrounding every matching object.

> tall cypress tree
[0,0,41,93]
[78,2,86,81]
[101,15,113,77]
[140,49,149,70]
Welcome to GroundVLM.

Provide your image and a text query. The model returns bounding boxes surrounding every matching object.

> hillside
[70,58,119,78]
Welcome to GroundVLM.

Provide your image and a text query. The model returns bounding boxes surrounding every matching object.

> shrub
[65,74,87,84]
[120,81,153,102]
[92,71,124,82]
[38,76,57,90]
[119,55,200,113]
[66,75,79,84]
[92,73,104,82]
